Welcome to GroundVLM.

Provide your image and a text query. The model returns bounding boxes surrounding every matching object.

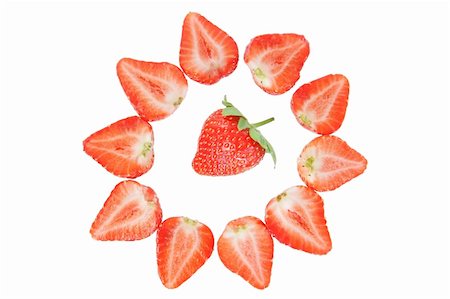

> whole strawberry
[192,98,276,176]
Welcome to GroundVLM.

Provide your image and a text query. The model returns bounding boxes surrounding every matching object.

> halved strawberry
[83,116,154,178]
[192,97,275,176]
[90,180,162,241]
[179,12,239,85]
[117,58,188,122]
[244,33,309,95]
[298,135,367,191]
[217,216,273,289]
[291,74,350,135]
[265,186,331,254]
[157,217,214,289]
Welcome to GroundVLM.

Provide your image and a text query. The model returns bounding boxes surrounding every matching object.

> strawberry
[90,180,162,241]
[291,74,350,135]
[117,58,188,122]
[265,186,332,254]
[298,135,367,191]
[192,97,276,176]
[157,217,214,289]
[179,12,239,85]
[244,33,310,95]
[83,116,154,178]
[217,216,273,289]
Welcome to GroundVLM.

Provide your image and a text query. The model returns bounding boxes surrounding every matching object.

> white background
[1,1,449,298]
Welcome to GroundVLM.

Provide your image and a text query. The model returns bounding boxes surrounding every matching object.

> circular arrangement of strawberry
[83,12,367,289]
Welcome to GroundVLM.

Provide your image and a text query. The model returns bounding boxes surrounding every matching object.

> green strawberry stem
[221,96,276,166]
[251,117,274,128]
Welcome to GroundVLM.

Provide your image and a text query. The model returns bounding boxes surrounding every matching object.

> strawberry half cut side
[90,180,162,241]
[298,135,367,191]
[117,58,188,122]
[179,12,239,85]
[244,33,309,95]
[83,116,155,178]
[217,216,273,289]
[157,217,214,289]
[265,186,332,254]
[291,74,349,135]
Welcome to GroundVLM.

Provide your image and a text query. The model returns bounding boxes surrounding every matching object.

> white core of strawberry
[191,18,226,73]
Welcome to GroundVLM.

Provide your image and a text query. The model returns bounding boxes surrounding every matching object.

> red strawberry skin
[217,216,273,289]
[291,74,349,135]
[192,110,265,176]
[90,180,162,241]
[157,217,214,289]
[179,12,238,85]
[298,135,367,191]
[244,33,310,95]
[117,58,188,122]
[83,116,154,178]
[265,186,332,254]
